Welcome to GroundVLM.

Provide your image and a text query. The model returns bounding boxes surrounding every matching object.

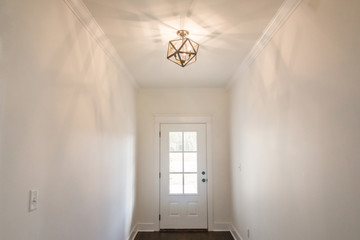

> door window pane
[184,132,197,151]
[170,174,183,194]
[184,174,198,194]
[184,153,197,172]
[169,132,182,151]
[169,153,183,172]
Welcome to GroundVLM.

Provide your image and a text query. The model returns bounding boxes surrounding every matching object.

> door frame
[154,114,213,231]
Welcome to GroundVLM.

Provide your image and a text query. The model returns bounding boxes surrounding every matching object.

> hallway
[1,0,360,240]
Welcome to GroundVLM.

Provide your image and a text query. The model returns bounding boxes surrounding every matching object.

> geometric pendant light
[167,30,199,67]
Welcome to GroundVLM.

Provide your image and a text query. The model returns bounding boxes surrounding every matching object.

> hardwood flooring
[134,231,234,240]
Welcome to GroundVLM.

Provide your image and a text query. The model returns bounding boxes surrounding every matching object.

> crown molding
[226,0,303,88]
[63,0,138,88]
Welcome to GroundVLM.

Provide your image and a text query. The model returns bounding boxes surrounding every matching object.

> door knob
[202,178,206,183]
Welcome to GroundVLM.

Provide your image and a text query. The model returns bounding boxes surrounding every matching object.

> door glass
[184,132,197,151]
[169,174,183,194]
[184,153,197,172]
[169,132,182,151]
[169,131,198,195]
[169,153,183,172]
[184,174,198,194]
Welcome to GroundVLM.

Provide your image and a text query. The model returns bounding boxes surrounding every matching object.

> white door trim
[154,114,213,231]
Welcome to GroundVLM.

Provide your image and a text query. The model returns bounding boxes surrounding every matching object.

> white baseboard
[129,222,243,240]
[128,223,155,240]
[128,224,138,240]
[137,223,156,231]
[212,222,244,240]
[213,222,231,231]
[228,223,244,240]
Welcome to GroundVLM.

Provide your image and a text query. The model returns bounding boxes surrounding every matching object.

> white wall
[136,88,231,229]
[230,0,360,239]
[0,1,136,240]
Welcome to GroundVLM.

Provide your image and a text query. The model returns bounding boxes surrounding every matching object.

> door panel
[160,124,207,229]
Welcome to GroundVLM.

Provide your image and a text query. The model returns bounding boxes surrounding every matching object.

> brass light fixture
[167,30,199,67]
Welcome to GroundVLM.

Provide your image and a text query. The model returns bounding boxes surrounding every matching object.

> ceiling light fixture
[167,30,199,67]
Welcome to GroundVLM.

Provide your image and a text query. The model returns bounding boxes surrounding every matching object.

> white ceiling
[83,0,284,88]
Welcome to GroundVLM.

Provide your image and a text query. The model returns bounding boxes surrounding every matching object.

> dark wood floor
[134,231,234,240]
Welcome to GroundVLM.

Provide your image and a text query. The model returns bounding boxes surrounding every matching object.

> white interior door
[160,123,207,229]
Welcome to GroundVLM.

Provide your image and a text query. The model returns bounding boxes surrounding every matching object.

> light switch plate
[29,190,38,212]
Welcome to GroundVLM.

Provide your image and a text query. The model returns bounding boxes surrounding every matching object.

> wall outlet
[29,190,39,212]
